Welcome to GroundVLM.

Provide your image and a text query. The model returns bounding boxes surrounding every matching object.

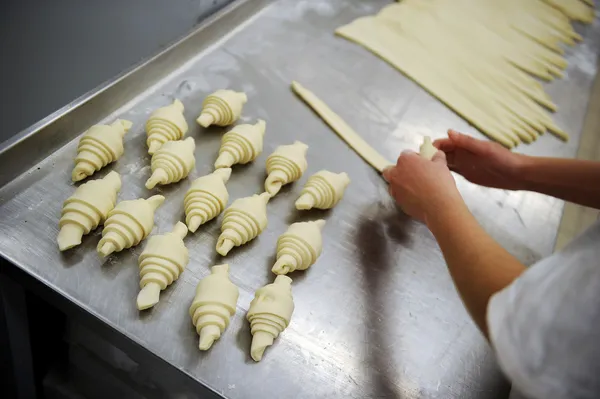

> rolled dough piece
[216,192,270,256]
[214,120,266,169]
[264,141,309,196]
[189,264,239,350]
[295,170,350,210]
[272,220,326,275]
[146,99,188,155]
[197,90,247,128]
[291,81,393,173]
[247,275,294,362]
[184,168,232,233]
[146,137,196,189]
[419,137,438,160]
[58,171,121,251]
[97,195,165,257]
[72,119,132,182]
[137,222,189,310]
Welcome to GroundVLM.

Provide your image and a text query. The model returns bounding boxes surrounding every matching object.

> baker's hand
[383,149,463,225]
[434,130,524,190]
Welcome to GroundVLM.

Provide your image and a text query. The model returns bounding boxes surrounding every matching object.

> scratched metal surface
[0,0,599,398]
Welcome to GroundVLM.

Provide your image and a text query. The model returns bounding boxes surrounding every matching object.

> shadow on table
[355,202,413,399]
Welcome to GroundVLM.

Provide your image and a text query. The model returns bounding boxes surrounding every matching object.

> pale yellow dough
[184,168,232,233]
[197,90,247,128]
[295,170,350,211]
[137,222,189,310]
[146,137,196,189]
[247,275,294,362]
[334,0,585,146]
[214,120,266,169]
[146,99,188,155]
[419,136,438,161]
[291,81,393,173]
[264,141,309,197]
[58,171,121,251]
[189,264,240,350]
[72,120,132,182]
[97,195,165,257]
[216,192,270,256]
[272,220,326,275]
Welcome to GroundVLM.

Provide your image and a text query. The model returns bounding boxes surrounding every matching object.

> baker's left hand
[383,150,464,225]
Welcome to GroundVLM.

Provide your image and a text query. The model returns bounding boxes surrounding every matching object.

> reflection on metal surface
[0,0,598,398]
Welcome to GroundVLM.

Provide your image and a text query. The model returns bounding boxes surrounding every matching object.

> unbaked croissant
[272,220,325,275]
[72,119,132,182]
[137,222,189,310]
[247,275,294,362]
[214,120,266,169]
[264,141,309,196]
[196,90,247,128]
[97,195,165,257]
[216,192,270,256]
[146,99,188,155]
[145,137,196,189]
[58,171,121,251]
[189,264,239,350]
[295,170,350,210]
[184,168,232,233]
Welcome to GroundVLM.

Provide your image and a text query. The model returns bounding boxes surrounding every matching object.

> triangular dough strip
[337,18,517,146]
[290,81,394,172]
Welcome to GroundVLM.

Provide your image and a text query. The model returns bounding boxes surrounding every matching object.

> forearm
[515,156,600,209]
[425,200,526,338]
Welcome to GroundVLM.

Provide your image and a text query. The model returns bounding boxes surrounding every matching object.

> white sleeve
[487,221,600,399]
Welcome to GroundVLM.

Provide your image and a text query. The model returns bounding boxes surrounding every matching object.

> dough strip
[291,81,393,173]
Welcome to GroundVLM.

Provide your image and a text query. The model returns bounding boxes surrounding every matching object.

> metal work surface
[1,0,599,397]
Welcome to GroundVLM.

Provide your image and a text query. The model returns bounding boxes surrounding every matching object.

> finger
[388,184,396,198]
[448,130,488,153]
[433,138,455,152]
[431,150,447,165]
[382,166,394,182]
[395,149,418,166]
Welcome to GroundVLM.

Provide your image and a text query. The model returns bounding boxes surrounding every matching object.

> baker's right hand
[434,130,525,190]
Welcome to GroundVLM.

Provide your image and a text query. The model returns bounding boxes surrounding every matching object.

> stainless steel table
[0,1,599,398]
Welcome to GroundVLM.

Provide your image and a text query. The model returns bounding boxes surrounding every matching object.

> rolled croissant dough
[291,81,393,173]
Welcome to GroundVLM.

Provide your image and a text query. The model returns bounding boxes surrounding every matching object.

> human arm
[435,130,600,209]
[383,152,525,337]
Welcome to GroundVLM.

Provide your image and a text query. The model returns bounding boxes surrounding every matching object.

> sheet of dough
[291,81,393,173]
[334,0,579,146]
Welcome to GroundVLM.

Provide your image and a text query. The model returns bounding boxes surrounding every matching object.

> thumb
[431,149,447,165]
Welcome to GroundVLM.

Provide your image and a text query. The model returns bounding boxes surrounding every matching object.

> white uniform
[487,221,600,399]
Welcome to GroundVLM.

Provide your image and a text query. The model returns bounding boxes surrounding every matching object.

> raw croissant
[72,119,132,182]
[419,136,438,160]
[145,137,196,189]
[272,220,325,275]
[137,222,189,310]
[264,141,309,196]
[196,90,247,128]
[97,195,165,257]
[189,264,240,350]
[58,171,121,251]
[214,120,266,169]
[184,168,232,233]
[146,99,188,155]
[247,275,294,362]
[216,192,270,256]
[295,170,350,210]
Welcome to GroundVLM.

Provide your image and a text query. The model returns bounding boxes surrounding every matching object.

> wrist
[424,192,470,233]
[509,154,534,191]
